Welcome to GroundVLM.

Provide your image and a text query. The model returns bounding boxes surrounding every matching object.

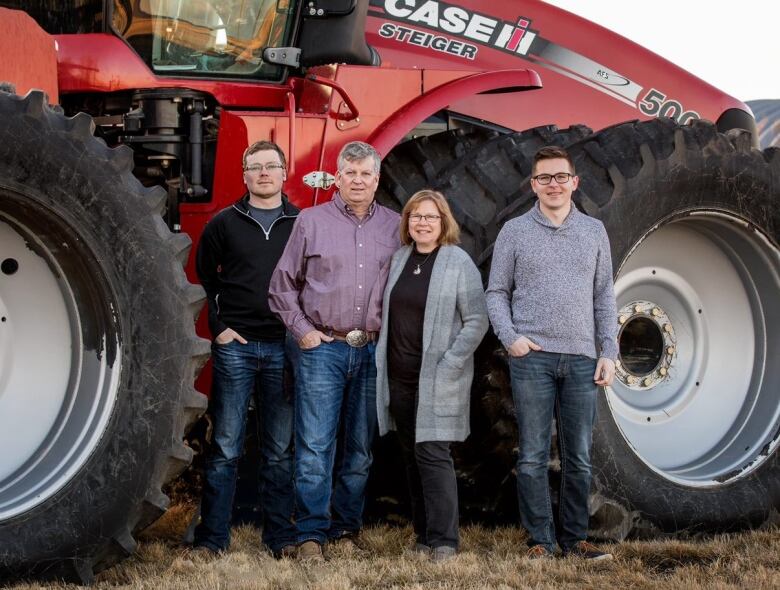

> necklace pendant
[413,265,421,275]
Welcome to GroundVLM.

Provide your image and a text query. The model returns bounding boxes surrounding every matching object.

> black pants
[389,378,459,549]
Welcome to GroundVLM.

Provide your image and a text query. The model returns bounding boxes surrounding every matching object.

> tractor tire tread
[0,90,208,583]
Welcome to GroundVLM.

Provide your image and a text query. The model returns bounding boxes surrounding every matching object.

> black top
[196,193,299,341]
[387,246,440,385]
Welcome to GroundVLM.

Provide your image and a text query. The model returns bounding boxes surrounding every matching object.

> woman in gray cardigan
[375,189,488,561]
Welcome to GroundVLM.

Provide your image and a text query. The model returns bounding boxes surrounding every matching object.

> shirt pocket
[374,236,398,267]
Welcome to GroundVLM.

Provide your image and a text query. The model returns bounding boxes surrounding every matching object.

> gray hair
[337,141,381,174]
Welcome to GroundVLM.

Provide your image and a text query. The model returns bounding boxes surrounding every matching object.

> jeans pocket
[213,338,238,349]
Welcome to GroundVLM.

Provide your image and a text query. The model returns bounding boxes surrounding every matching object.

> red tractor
[0,0,777,582]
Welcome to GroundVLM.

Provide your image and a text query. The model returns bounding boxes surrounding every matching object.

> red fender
[0,8,58,102]
[367,68,541,157]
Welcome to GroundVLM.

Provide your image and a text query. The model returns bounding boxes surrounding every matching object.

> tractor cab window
[112,0,297,79]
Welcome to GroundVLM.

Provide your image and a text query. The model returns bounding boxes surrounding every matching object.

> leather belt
[317,327,377,347]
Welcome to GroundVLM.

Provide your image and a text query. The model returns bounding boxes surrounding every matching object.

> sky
[545,0,779,102]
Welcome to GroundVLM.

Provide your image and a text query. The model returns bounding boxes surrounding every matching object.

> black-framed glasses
[409,214,441,223]
[532,172,573,185]
[244,163,285,173]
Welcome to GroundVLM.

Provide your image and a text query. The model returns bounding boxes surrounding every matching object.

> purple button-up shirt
[269,192,401,341]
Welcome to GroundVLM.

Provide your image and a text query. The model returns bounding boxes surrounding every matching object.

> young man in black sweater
[194,141,299,557]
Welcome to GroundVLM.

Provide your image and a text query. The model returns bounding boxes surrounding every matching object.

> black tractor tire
[377,126,499,212]
[474,117,779,538]
[433,124,593,260]
[573,118,779,537]
[0,91,209,582]
[378,124,593,259]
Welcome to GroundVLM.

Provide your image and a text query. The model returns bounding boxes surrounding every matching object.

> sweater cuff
[499,331,520,350]
[599,341,619,362]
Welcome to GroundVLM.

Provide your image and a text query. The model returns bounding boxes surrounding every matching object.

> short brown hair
[243,140,287,169]
[400,190,460,246]
[532,145,575,175]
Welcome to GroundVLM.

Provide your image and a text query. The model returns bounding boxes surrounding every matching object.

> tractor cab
[4,0,377,81]
[111,0,297,79]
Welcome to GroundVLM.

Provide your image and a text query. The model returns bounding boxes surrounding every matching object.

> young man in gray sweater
[486,146,618,560]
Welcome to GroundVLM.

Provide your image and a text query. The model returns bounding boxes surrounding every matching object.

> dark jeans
[389,378,459,550]
[194,339,295,553]
[294,340,377,545]
[509,351,598,553]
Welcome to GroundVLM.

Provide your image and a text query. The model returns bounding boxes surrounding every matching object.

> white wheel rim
[0,199,120,519]
[608,211,780,486]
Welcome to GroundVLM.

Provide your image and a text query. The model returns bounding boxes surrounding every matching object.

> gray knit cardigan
[375,245,489,442]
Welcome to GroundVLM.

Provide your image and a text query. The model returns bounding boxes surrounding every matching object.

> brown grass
[5,504,779,590]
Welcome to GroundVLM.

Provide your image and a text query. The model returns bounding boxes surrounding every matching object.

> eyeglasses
[244,163,285,173]
[409,214,441,223]
[532,172,573,185]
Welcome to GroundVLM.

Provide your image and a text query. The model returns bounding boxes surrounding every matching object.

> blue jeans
[294,340,377,545]
[509,351,598,553]
[194,339,295,553]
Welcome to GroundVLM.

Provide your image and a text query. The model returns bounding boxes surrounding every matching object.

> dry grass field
[5,503,779,590]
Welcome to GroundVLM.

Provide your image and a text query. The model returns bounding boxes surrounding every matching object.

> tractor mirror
[299,0,377,67]
[302,0,358,17]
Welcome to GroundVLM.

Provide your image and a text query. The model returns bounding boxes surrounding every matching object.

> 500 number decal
[639,89,700,124]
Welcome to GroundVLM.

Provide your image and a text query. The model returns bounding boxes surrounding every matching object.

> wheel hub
[616,301,676,389]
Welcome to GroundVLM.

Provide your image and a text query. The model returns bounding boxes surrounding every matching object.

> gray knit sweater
[486,203,618,360]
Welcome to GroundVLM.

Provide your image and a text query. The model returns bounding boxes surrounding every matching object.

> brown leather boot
[297,540,324,562]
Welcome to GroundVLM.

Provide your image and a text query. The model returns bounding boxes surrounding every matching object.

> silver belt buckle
[345,329,368,348]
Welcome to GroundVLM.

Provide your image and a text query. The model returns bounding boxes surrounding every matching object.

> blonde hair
[400,189,461,246]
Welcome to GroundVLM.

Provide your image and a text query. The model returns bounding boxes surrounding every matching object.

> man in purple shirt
[269,141,400,560]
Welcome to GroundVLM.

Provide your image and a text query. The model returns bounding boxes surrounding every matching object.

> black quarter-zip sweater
[196,193,300,342]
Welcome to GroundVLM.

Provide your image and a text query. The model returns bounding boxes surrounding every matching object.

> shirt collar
[237,192,298,216]
[531,200,578,230]
[333,191,376,219]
